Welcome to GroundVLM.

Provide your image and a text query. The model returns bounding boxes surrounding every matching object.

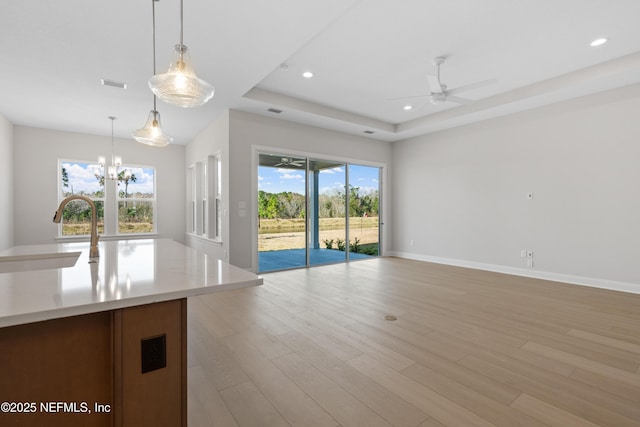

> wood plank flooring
[187,257,640,426]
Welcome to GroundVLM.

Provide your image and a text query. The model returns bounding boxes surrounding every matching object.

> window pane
[60,161,104,236]
[118,167,154,199]
[215,198,222,238]
[61,161,104,197]
[61,200,105,236]
[118,201,154,233]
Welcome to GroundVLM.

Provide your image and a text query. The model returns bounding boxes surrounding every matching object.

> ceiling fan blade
[446,95,473,105]
[427,75,442,94]
[447,78,497,96]
[386,94,430,101]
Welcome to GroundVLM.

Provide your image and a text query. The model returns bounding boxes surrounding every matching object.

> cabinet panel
[114,299,187,427]
[0,312,113,427]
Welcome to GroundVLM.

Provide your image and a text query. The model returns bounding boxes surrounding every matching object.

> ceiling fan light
[149,44,214,108]
[132,110,173,147]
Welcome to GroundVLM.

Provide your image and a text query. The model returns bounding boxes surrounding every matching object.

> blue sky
[61,161,155,195]
[258,164,379,195]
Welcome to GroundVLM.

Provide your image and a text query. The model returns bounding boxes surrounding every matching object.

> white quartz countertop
[0,239,262,328]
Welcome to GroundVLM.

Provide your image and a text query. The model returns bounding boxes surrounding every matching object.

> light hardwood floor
[187,257,640,426]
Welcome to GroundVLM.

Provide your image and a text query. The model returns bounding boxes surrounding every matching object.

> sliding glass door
[258,152,381,273]
[308,159,346,266]
[258,154,307,271]
[347,164,380,259]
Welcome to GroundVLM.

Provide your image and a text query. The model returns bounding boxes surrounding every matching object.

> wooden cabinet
[0,299,187,427]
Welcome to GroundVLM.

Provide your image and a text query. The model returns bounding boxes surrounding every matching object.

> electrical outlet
[141,334,166,374]
[527,259,534,268]
[527,192,534,199]
[526,250,534,258]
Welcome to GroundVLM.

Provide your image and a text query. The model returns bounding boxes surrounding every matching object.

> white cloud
[281,173,303,180]
[356,186,378,195]
[320,167,344,174]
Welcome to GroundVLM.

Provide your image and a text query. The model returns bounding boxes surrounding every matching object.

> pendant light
[96,116,122,181]
[133,0,173,146]
[148,0,214,107]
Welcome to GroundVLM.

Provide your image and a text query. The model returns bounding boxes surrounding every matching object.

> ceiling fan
[393,57,496,106]
[274,157,305,167]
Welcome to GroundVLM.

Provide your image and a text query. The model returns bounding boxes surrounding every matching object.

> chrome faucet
[53,195,100,258]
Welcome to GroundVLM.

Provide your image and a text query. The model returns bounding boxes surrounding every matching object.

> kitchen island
[0,239,262,426]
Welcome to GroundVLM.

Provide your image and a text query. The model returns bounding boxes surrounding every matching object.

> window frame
[116,164,157,235]
[186,153,222,243]
[57,159,157,238]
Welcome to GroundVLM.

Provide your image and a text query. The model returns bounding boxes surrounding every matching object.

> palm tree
[118,170,137,199]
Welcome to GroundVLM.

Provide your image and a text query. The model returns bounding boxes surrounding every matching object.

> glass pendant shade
[133,110,173,147]
[149,44,214,108]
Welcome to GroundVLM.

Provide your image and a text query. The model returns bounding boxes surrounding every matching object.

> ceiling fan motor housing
[430,93,446,105]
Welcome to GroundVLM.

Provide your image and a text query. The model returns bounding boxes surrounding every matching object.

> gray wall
[228,110,393,270]
[13,126,185,245]
[392,84,640,291]
[0,114,13,251]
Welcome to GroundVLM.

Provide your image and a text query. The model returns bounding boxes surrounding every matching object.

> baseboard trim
[388,251,640,295]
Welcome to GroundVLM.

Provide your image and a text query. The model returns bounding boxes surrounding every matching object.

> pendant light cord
[180,0,184,47]
[152,0,158,112]
[109,116,116,165]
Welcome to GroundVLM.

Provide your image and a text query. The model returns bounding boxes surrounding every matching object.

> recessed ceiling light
[302,71,314,78]
[590,38,608,47]
[403,105,413,111]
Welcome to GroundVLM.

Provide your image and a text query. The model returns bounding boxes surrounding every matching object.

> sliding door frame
[251,144,386,273]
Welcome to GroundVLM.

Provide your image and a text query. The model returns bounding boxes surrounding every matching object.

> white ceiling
[2,0,640,144]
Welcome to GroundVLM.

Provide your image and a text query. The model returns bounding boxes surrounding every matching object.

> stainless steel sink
[0,251,82,273]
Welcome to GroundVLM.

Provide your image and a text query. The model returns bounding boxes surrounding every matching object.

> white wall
[392,84,640,291]
[184,110,229,261]
[0,114,14,251]
[13,126,185,245]
[228,110,392,270]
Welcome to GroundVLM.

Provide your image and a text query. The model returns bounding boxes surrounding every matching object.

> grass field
[259,217,378,234]
[62,223,152,235]
[259,217,379,252]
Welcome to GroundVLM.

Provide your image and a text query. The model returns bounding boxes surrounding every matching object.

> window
[186,153,221,241]
[117,167,156,234]
[59,161,105,236]
[207,155,222,240]
[58,160,156,237]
